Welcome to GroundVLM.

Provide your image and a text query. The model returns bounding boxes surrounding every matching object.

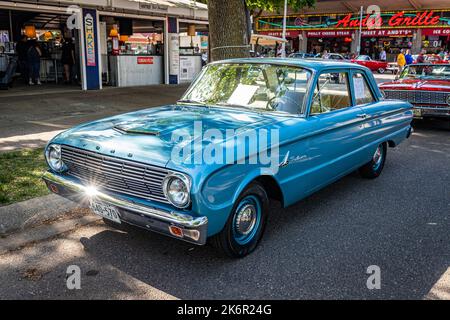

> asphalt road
[0,120,448,300]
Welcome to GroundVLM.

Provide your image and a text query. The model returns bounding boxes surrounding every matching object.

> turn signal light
[169,226,184,238]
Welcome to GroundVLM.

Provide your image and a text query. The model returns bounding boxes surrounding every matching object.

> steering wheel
[266,94,298,111]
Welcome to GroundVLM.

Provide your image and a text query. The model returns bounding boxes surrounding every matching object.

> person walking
[61,38,75,84]
[397,49,406,73]
[27,40,42,85]
[16,35,29,84]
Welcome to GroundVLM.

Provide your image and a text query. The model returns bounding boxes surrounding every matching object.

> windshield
[356,55,370,61]
[179,63,312,115]
[400,64,450,80]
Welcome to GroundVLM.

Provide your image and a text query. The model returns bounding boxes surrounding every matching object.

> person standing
[27,40,42,85]
[405,49,413,65]
[416,49,425,64]
[397,49,406,73]
[16,35,29,83]
[61,38,75,84]
[379,48,386,62]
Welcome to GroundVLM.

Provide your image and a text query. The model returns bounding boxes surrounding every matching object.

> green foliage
[197,0,316,13]
[246,0,315,13]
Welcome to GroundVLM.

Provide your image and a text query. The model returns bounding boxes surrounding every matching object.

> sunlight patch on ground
[425,267,450,300]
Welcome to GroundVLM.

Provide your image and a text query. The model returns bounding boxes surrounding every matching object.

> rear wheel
[210,182,269,258]
[359,143,387,179]
[378,67,385,74]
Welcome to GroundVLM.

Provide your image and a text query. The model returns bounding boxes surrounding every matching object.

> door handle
[357,113,369,119]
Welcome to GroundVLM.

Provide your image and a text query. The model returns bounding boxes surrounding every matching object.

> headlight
[163,173,191,208]
[45,144,67,172]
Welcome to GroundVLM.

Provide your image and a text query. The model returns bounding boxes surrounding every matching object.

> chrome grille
[61,145,169,203]
[384,90,450,105]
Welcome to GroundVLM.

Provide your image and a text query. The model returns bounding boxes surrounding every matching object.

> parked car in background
[351,55,389,73]
[43,59,413,258]
[423,54,447,65]
[379,63,450,119]
[289,52,318,59]
[322,53,347,61]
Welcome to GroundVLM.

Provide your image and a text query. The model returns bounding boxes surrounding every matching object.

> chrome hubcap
[234,204,257,236]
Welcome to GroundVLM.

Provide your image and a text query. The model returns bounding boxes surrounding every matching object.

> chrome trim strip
[43,171,208,230]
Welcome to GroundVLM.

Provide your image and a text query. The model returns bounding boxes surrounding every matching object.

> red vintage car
[379,64,450,119]
[351,55,388,74]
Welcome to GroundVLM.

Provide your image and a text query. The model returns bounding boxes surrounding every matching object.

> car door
[350,70,407,158]
[299,69,368,195]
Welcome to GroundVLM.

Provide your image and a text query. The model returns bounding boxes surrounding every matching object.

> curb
[0,194,85,235]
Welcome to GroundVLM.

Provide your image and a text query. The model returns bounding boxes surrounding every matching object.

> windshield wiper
[215,102,263,113]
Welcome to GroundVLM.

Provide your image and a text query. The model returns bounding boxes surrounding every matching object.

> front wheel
[359,143,387,179]
[210,182,269,258]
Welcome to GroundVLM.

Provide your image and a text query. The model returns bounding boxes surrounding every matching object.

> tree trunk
[208,0,250,61]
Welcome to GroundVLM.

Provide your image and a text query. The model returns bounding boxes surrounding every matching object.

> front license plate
[90,200,121,223]
[413,108,422,117]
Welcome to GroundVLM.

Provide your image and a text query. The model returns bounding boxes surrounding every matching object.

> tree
[204,0,316,61]
[208,0,250,61]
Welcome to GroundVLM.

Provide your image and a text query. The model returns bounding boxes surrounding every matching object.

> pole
[357,6,363,55]
[9,10,14,42]
[281,0,287,58]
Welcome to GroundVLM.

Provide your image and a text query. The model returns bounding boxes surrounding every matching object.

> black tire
[210,182,269,258]
[359,142,387,179]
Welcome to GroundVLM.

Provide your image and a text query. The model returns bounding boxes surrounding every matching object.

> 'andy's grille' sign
[256,9,450,32]
[84,13,96,67]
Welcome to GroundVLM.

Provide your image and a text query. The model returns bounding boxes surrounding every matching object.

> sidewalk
[0,84,189,152]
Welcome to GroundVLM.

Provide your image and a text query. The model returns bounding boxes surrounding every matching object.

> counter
[109,55,163,87]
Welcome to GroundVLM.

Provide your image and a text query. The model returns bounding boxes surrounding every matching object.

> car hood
[51,105,281,168]
[379,79,450,91]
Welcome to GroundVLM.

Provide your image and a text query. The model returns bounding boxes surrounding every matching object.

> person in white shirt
[380,49,387,61]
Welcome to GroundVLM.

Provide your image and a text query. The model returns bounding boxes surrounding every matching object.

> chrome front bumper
[413,106,450,118]
[42,171,208,245]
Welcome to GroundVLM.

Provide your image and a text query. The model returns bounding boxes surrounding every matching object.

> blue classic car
[43,58,413,257]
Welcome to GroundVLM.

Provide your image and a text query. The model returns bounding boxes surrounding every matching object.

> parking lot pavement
[0,84,189,152]
[0,121,448,300]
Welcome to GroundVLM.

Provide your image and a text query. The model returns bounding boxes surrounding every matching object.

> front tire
[359,142,387,179]
[210,182,269,258]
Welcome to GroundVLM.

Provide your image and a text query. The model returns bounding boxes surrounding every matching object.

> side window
[353,73,376,105]
[311,72,351,115]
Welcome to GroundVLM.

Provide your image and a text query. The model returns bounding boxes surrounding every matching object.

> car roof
[210,58,364,72]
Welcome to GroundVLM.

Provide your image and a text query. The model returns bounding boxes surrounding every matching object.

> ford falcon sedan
[379,64,450,119]
[43,58,413,258]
